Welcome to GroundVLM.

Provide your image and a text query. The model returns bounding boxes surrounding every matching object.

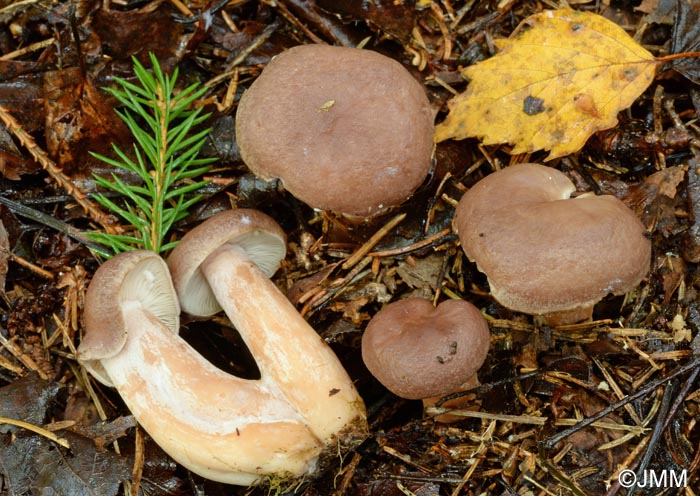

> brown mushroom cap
[167,209,287,316]
[79,250,180,386]
[361,298,490,400]
[453,163,651,321]
[235,44,435,217]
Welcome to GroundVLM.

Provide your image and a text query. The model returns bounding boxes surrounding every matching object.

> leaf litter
[1,1,700,495]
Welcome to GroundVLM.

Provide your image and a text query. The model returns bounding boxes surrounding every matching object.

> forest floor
[1,0,700,495]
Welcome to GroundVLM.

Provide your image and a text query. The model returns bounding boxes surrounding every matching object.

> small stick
[424,172,453,235]
[0,38,55,61]
[167,0,193,17]
[130,427,145,496]
[333,452,362,496]
[426,408,646,434]
[0,0,41,17]
[0,105,119,233]
[656,52,700,62]
[0,334,49,380]
[269,0,325,44]
[342,213,406,270]
[0,416,70,448]
[370,227,453,258]
[0,353,23,375]
[540,355,700,450]
[0,195,110,255]
[2,249,54,280]
[205,19,282,88]
[593,357,643,426]
[432,251,452,306]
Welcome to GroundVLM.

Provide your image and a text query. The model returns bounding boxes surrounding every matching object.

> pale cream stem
[101,300,322,485]
[199,244,367,445]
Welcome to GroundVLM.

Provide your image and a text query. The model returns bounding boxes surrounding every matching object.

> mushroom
[78,250,330,485]
[166,209,368,480]
[361,297,490,422]
[453,163,651,326]
[235,44,435,219]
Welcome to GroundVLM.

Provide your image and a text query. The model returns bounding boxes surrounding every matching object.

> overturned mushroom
[235,44,435,219]
[361,297,490,422]
[167,209,368,479]
[453,163,651,326]
[79,250,329,485]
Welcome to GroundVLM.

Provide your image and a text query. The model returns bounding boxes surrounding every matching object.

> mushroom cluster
[235,44,435,219]
[79,209,367,486]
[453,163,651,326]
[76,38,657,489]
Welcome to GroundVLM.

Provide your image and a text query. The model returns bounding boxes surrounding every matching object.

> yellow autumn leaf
[434,8,660,159]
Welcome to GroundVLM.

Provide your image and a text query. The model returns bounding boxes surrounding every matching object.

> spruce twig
[89,53,215,255]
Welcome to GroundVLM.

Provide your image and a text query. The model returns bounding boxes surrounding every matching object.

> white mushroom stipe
[80,223,367,486]
[199,243,365,443]
[102,297,322,485]
[166,209,368,482]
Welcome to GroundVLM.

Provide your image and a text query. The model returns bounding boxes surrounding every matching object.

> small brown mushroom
[235,44,435,219]
[453,163,651,326]
[361,297,490,421]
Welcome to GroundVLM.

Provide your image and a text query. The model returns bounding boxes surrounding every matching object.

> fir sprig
[89,53,215,255]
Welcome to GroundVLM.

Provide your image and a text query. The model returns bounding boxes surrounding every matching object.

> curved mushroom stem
[100,300,324,486]
[199,243,368,449]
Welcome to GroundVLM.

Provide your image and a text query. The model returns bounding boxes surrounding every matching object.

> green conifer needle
[89,53,215,256]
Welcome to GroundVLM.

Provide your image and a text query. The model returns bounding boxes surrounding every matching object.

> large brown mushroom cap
[361,298,490,400]
[235,44,435,217]
[453,163,651,321]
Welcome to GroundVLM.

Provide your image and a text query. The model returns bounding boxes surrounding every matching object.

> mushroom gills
[79,249,360,486]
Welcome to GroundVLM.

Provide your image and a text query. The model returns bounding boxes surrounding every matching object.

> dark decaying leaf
[668,0,700,84]
[315,0,417,42]
[44,69,132,177]
[682,157,700,261]
[0,375,130,495]
[90,5,184,74]
[0,374,61,429]
[0,122,35,180]
[395,253,445,293]
[621,165,685,236]
[637,0,676,24]
[0,432,130,496]
[137,437,193,496]
[68,415,137,452]
[0,61,45,135]
[204,115,240,163]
